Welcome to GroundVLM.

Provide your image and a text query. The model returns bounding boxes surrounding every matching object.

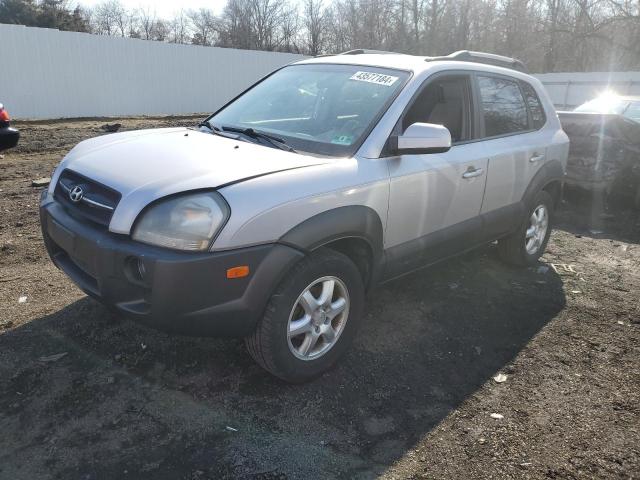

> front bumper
[40,199,304,337]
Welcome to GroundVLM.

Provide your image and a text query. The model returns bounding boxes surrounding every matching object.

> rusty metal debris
[558,112,640,208]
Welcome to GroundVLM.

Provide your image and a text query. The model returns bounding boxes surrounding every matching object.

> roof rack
[426,50,528,73]
[340,49,401,55]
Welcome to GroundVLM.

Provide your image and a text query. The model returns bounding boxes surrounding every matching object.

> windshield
[208,64,410,156]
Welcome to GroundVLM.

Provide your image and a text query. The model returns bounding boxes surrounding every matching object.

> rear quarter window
[521,81,547,129]
[478,75,529,137]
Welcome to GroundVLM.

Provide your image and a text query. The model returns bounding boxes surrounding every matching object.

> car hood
[558,111,640,144]
[53,127,331,234]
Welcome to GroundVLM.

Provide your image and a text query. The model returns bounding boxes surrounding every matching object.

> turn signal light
[227,265,250,279]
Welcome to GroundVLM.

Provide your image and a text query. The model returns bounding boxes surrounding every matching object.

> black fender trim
[279,205,384,256]
[522,159,564,208]
[279,206,385,284]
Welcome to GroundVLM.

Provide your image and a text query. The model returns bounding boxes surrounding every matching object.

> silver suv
[40,50,569,382]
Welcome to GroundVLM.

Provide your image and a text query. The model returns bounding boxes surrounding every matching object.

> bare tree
[280,3,300,51]
[169,9,191,44]
[153,19,170,41]
[137,7,157,40]
[188,8,216,46]
[92,0,121,35]
[248,0,285,50]
[304,0,325,55]
[409,0,423,52]
[9,0,638,71]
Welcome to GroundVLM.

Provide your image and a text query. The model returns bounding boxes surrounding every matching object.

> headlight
[132,191,229,251]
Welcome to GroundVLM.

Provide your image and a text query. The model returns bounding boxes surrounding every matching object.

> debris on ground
[225,426,238,432]
[492,373,508,383]
[18,295,27,303]
[100,123,122,133]
[550,263,577,275]
[38,352,68,363]
[31,177,50,187]
[490,413,504,420]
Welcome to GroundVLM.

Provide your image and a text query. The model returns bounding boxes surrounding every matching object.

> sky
[76,0,228,18]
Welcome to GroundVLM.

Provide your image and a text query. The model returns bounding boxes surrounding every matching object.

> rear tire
[245,248,365,383]
[498,190,554,267]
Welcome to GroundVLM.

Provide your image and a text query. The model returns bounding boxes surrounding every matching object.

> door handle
[462,167,484,179]
[530,153,545,163]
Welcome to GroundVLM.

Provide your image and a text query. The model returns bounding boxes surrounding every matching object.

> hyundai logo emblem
[69,185,84,203]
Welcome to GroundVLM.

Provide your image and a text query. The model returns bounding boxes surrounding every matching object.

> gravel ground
[0,117,638,480]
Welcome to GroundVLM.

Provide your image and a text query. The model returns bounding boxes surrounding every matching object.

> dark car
[0,103,20,152]
[558,95,640,208]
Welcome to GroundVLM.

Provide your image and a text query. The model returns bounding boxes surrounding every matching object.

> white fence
[2,24,640,119]
[1,24,304,119]
[536,71,640,110]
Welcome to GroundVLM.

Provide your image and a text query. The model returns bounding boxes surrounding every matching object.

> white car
[40,50,569,382]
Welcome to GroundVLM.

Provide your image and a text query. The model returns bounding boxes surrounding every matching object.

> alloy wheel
[287,276,350,361]
[525,204,549,255]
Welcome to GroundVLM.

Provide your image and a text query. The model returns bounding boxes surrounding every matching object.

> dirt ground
[1,117,639,480]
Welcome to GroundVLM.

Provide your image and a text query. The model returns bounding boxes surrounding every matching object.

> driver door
[384,73,488,279]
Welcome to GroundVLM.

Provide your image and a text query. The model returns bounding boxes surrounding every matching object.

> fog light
[136,258,147,280]
[125,256,148,284]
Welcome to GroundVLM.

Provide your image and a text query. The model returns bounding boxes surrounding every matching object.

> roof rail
[426,50,528,73]
[340,49,401,55]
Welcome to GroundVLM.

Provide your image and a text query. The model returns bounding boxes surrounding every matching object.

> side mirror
[392,122,452,154]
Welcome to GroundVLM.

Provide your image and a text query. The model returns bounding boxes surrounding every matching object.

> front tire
[498,190,554,267]
[245,248,365,383]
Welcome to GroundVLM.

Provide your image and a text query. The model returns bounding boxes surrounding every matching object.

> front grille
[54,169,121,227]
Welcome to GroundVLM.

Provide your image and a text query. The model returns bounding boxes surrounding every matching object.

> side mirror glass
[394,122,452,154]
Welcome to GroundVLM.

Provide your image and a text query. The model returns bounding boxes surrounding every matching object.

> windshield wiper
[220,126,296,153]
[198,119,216,130]
[198,119,243,140]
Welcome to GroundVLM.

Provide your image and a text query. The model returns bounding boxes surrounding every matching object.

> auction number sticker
[349,71,399,87]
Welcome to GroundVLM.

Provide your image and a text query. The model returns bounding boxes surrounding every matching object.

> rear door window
[478,76,529,137]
